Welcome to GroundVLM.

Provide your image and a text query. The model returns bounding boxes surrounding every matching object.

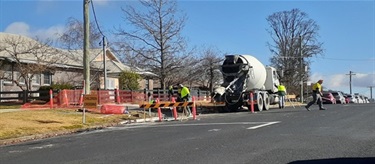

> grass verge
[0,108,149,145]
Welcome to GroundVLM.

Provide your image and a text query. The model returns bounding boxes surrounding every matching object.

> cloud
[4,22,65,41]
[4,22,30,36]
[309,72,375,93]
[93,0,110,6]
[353,73,375,87]
[34,26,66,41]
[327,74,347,88]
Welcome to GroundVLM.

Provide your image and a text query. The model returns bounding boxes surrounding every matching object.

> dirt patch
[35,120,63,124]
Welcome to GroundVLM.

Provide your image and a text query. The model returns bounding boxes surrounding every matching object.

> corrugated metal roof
[0,32,157,77]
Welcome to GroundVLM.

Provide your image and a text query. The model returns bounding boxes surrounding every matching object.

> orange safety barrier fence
[21,89,211,110]
[95,90,116,104]
[117,90,145,103]
[139,96,198,121]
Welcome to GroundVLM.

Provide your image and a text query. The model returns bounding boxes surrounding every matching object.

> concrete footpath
[0,109,22,113]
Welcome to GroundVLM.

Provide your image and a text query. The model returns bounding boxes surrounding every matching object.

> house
[0,32,157,92]
[87,48,157,90]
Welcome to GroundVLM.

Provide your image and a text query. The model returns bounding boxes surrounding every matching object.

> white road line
[103,121,281,132]
[208,129,221,132]
[29,144,54,150]
[247,121,280,129]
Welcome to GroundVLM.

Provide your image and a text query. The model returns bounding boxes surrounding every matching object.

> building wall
[138,78,154,90]
[52,70,84,87]
[99,77,119,89]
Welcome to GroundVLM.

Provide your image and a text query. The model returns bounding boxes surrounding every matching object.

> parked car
[354,94,364,103]
[330,91,346,104]
[345,94,357,103]
[363,96,370,103]
[359,95,369,103]
[344,94,350,104]
[322,92,336,104]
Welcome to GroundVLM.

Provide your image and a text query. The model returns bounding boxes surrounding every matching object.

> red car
[343,94,350,104]
[322,92,336,104]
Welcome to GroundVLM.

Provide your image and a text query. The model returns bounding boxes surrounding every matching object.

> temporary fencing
[139,96,197,121]
[21,89,208,115]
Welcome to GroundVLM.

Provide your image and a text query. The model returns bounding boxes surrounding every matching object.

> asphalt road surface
[1,103,375,164]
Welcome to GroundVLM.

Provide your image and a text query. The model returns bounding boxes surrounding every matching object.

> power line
[90,0,105,37]
[90,0,108,89]
[318,57,375,61]
[277,56,375,61]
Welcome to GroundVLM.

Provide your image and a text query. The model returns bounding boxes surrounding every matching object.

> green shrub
[38,83,74,91]
[119,70,141,90]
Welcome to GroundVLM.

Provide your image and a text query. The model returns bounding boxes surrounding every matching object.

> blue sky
[1,0,374,98]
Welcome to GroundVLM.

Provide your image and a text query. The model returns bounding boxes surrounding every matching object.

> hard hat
[179,84,184,87]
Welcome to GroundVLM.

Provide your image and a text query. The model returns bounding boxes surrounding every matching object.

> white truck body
[217,54,280,112]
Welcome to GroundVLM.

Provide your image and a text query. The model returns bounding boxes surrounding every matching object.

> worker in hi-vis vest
[168,85,174,101]
[278,83,287,109]
[305,79,326,111]
[177,84,191,116]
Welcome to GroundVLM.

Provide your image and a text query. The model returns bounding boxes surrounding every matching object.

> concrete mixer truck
[214,54,281,112]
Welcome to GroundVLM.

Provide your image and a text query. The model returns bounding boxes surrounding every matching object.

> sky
[0,0,374,98]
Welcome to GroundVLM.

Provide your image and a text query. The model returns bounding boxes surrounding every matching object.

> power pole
[83,0,90,94]
[299,35,303,103]
[102,36,107,90]
[346,71,356,94]
[368,86,374,100]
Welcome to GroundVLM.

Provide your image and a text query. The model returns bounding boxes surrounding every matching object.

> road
[1,103,375,164]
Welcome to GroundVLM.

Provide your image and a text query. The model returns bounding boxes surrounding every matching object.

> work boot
[305,106,310,111]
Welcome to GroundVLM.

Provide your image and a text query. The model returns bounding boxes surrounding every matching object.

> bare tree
[266,8,324,95]
[0,34,65,91]
[58,17,102,50]
[57,17,103,88]
[114,0,194,89]
[192,47,223,93]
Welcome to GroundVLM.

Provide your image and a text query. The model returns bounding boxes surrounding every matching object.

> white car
[345,94,357,103]
[361,95,370,103]
[331,91,346,104]
[354,94,364,103]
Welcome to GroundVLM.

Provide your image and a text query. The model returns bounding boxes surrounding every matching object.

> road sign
[84,94,98,108]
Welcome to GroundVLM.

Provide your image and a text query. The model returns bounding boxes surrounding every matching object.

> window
[43,73,51,85]
[17,72,25,85]
[107,78,115,89]
[2,71,13,84]
[273,70,278,79]
[32,74,40,86]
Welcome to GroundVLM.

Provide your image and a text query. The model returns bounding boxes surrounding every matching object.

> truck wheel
[255,94,263,111]
[263,93,270,110]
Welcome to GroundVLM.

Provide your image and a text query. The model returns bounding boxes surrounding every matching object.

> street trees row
[0,0,323,95]
[113,0,323,94]
[266,8,323,95]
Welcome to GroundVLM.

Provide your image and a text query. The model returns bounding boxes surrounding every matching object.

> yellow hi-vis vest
[181,86,190,98]
[312,82,322,92]
[278,85,286,92]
